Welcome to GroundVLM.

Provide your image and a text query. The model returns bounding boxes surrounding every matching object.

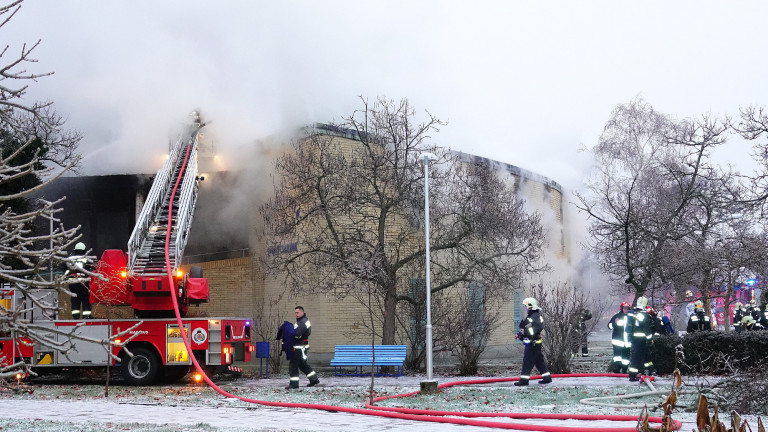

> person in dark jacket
[569,308,592,357]
[627,296,654,381]
[732,302,746,333]
[686,301,712,333]
[285,306,320,389]
[514,297,552,386]
[741,315,765,331]
[607,301,632,373]
[65,242,92,319]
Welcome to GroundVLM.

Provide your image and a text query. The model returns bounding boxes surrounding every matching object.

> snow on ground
[0,374,760,431]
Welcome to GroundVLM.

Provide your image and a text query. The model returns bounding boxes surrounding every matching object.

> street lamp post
[419,152,438,394]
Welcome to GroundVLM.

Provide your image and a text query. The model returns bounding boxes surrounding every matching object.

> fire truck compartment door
[46,324,111,366]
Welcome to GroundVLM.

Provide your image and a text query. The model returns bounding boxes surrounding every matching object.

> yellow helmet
[636,297,648,309]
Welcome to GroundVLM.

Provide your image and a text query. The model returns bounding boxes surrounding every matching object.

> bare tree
[529,282,607,374]
[261,96,547,357]
[575,97,729,303]
[0,0,106,381]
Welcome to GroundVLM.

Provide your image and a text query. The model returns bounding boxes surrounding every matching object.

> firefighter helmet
[74,242,86,251]
[620,301,631,310]
[694,300,704,311]
[646,306,656,316]
[522,297,539,310]
[734,302,743,309]
[741,315,755,325]
[636,296,648,309]
[750,299,757,306]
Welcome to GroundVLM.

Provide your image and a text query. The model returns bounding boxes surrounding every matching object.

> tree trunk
[380,282,398,345]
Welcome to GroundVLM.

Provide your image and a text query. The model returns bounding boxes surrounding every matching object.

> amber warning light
[176,269,183,278]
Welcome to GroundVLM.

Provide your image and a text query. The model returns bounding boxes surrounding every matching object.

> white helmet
[74,242,86,251]
[522,297,539,310]
[636,296,648,309]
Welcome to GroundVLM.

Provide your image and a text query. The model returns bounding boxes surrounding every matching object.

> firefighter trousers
[520,342,550,382]
[70,283,92,319]
[288,345,318,388]
[611,346,630,373]
[628,339,652,379]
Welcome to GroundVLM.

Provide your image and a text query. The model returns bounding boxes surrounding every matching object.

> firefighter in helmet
[627,296,654,381]
[732,302,746,333]
[747,299,767,328]
[65,242,92,319]
[285,306,320,389]
[741,315,765,331]
[607,301,632,373]
[686,300,711,333]
[514,297,552,386]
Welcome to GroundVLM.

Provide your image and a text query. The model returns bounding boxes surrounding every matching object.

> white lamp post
[420,152,438,394]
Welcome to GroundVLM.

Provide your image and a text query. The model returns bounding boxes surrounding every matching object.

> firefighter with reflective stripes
[607,301,631,373]
[733,302,746,333]
[686,300,712,333]
[514,297,552,386]
[65,242,92,319]
[627,296,654,381]
[285,306,320,390]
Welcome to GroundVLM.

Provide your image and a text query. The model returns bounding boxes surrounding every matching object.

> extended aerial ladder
[90,112,209,317]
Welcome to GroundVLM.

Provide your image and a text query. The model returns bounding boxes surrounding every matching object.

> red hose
[160,143,680,432]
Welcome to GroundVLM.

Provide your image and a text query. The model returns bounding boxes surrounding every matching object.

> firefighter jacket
[294,314,312,347]
[686,310,711,333]
[733,307,746,331]
[629,308,653,342]
[748,305,763,323]
[518,309,544,344]
[64,254,90,278]
[607,311,631,349]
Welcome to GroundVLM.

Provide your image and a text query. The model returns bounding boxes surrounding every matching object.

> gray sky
[8,0,768,190]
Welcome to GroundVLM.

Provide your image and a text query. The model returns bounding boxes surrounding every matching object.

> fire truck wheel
[121,347,160,386]
[162,365,191,383]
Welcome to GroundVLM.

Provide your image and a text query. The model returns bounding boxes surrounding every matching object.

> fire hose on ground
[158,144,681,432]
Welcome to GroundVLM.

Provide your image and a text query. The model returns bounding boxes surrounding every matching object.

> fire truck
[0,113,253,385]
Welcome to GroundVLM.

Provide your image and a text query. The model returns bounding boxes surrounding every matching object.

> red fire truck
[0,113,253,385]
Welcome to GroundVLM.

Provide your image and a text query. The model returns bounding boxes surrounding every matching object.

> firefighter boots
[539,376,552,384]
[308,377,320,387]
[513,378,529,386]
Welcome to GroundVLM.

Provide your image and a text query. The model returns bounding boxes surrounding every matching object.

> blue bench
[330,345,407,377]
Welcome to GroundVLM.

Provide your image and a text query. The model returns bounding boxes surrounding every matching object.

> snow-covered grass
[0,372,762,431]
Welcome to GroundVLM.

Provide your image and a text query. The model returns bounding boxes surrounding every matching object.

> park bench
[330,345,407,377]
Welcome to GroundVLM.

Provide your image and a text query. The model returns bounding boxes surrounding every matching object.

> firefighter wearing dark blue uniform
[286,306,320,389]
[66,242,92,319]
[514,297,552,386]
[627,296,653,381]
[747,299,763,325]
[686,301,712,333]
[732,302,746,333]
[741,315,765,331]
[607,301,631,373]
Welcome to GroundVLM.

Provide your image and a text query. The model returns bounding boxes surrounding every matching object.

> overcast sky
[8,0,768,191]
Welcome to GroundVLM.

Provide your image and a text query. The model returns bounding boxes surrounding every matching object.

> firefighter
[607,301,632,373]
[285,306,320,390]
[627,296,654,381]
[514,297,552,386]
[732,302,746,333]
[747,299,762,324]
[646,306,665,336]
[686,301,712,333]
[741,315,765,331]
[572,308,592,357]
[65,242,92,319]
